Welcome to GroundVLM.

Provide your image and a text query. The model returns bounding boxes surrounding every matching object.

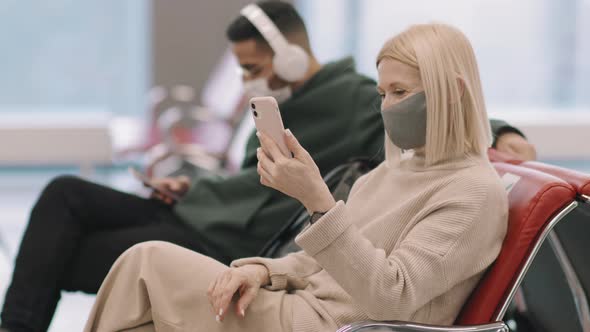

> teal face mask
[380,91,427,150]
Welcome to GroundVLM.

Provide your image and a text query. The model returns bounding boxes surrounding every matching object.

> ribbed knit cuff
[230,257,289,291]
[266,273,288,291]
[295,201,351,257]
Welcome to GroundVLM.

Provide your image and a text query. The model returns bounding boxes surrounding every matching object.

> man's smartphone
[128,167,182,202]
[250,96,291,158]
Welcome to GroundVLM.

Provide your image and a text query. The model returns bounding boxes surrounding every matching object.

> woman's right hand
[207,264,270,322]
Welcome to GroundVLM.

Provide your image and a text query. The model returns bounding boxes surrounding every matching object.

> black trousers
[1,176,211,332]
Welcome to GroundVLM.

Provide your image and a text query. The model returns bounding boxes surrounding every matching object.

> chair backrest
[512,160,590,331]
[258,158,378,258]
[520,161,590,198]
[456,162,577,325]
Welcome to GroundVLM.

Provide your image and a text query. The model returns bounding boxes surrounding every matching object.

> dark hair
[226,1,309,50]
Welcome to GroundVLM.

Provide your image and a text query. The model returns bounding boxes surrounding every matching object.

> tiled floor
[0,159,589,331]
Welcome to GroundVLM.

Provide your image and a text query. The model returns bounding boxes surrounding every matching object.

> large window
[297,0,590,111]
[0,0,150,115]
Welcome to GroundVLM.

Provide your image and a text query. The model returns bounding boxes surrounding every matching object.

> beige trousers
[83,241,293,332]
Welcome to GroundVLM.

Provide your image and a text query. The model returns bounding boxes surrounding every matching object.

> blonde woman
[83,23,508,332]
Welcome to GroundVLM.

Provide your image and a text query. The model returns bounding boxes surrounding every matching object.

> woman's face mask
[380,91,427,150]
[377,58,426,150]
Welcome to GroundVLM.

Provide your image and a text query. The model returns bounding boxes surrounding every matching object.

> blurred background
[0,0,589,330]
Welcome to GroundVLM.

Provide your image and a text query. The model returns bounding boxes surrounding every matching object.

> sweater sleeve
[230,251,322,291]
[229,166,376,290]
[295,185,507,321]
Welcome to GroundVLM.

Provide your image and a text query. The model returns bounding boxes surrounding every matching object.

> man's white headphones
[240,4,309,82]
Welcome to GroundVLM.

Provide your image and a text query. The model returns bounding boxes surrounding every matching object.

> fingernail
[215,315,221,323]
[256,131,260,137]
[219,309,223,316]
[285,129,292,136]
[241,309,245,317]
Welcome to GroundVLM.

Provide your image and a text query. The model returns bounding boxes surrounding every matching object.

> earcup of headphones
[272,44,309,82]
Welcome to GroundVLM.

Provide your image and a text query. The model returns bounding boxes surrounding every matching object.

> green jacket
[174,58,383,263]
[174,57,522,263]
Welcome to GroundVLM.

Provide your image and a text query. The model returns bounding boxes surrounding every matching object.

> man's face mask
[381,91,427,150]
[242,76,292,103]
[241,60,292,103]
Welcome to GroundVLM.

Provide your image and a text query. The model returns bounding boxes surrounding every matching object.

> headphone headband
[240,4,309,82]
[240,4,289,53]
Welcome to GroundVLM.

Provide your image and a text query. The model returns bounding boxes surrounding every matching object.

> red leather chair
[337,163,577,332]
[513,161,590,331]
[519,161,590,203]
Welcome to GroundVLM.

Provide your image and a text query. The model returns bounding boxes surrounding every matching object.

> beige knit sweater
[232,153,508,331]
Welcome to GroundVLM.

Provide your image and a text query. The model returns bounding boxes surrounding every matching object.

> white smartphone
[128,167,182,202]
[249,96,291,158]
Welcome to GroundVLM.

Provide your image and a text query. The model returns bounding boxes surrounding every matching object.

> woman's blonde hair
[377,23,492,166]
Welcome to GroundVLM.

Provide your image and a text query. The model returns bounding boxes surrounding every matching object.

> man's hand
[150,176,191,204]
[496,132,537,161]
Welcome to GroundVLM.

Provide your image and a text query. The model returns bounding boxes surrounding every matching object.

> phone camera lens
[253,110,258,117]
[251,103,256,110]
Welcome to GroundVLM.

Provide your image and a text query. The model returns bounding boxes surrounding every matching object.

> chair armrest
[336,321,508,332]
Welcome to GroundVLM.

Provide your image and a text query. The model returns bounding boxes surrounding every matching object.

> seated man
[0,2,534,332]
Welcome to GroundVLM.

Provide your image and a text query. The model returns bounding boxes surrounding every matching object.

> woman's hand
[207,264,269,322]
[257,129,336,214]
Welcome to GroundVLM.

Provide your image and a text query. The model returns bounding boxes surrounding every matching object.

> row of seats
[258,149,590,332]
[491,150,590,332]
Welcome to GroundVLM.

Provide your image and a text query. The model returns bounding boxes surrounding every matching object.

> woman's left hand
[207,265,269,321]
[257,129,336,214]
